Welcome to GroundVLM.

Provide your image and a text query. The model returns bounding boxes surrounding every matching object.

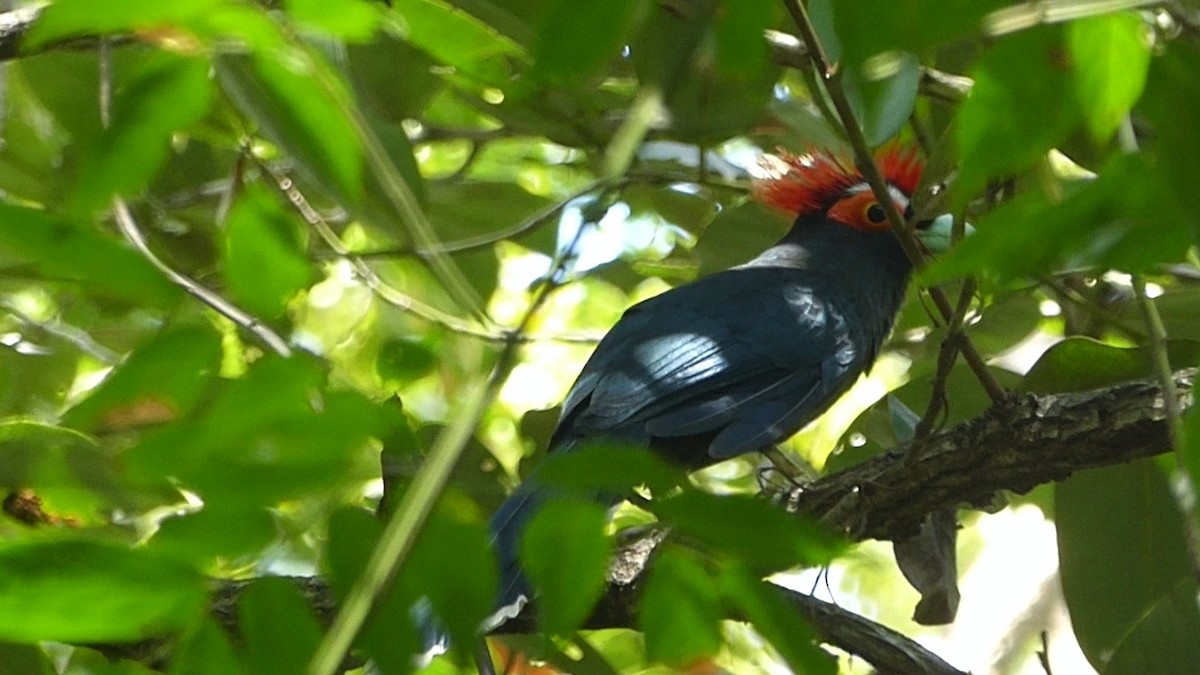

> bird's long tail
[485,479,549,624]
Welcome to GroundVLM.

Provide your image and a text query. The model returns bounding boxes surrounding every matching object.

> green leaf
[651,491,843,572]
[409,494,498,658]
[639,547,723,667]
[833,0,1006,66]
[694,200,789,277]
[923,154,1192,285]
[530,0,639,86]
[956,26,1079,201]
[326,507,419,675]
[26,0,221,48]
[124,355,385,506]
[149,506,276,564]
[718,565,836,675]
[1067,12,1151,143]
[223,186,313,317]
[171,618,248,675]
[390,0,525,88]
[0,641,53,675]
[346,33,442,122]
[0,420,101,490]
[0,202,180,307]
[630,1,776,144]
[0,539,205,642]
[1141,40,1200,237]
[70,54,213,212]
[843,52,921,147]
[64,326,222,433]
[1057,459,1194,669]
[237,578,323,675]
[216,50,363,206]
[520,500,611,635]
[1105,579,1200,675]
[713,0,776,76]
[537,443,686,496]
[1184,405,1200,521]
[285,0,382,40]
[1022,338,1200,394]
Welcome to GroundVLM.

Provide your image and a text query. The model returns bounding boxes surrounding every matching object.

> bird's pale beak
[914,214,971,253]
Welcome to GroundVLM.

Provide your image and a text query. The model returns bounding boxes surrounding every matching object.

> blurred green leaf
[285,0,382,40]
[223,186,313,317]
[1141,40,1200,237]
[694,200,788,276]
[376,337,439,382]
[537,443,686,496]
[70,54,213,213]
[0,202,180,307]
[631,1,776,144]
[923,155,1192,285]
[216,50,364,206]
[1022,338,1200,394]
[347,33,442,122]
[639,547,723,667]
[714,0,776,76]
[149,506,276,564]
[833,0,1005,66]
[125,355,385,506]
[26,0,220,47]
[237,577,323,675]
[530,0,639,86]
[0,641,52,675]
[956,26,1079,201]
[170,617,248,675]
[843,52,921,147]
[1105,580,1200,675]
[390,0,525,88]
[520,500,611,635]
[0,539,205,642]
[64,326,222,433]
[326,507,419,674]
[1067,12,1150,144]
[409,494,498,658]
[718,565,835,675]
[651,491,843,572]
[1057,459,1193,670]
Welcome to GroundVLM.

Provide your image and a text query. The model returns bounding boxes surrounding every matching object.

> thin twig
[915,279,977,439]
[346,171,747,261]
[782,0,1007,404]
[252,155,604,345]
[2,303,120,364]
[111,201,293,356]
[97,42,291,358]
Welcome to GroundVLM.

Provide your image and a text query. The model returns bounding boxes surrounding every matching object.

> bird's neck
[750,216,914,349]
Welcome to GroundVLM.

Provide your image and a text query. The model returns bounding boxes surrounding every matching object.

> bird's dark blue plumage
[487,212,918,616]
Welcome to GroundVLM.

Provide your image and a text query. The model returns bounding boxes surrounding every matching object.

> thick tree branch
[787,370,1191,542]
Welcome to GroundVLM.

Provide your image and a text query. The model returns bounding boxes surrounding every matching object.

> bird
[447,147,955,652]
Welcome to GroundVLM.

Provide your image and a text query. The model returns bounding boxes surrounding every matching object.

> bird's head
[753,147,955,253]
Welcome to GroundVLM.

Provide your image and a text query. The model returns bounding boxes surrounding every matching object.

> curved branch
[788,370,1190,542]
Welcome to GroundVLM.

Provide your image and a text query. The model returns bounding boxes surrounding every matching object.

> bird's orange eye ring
[827,190,894,232]
[863,202,887,226]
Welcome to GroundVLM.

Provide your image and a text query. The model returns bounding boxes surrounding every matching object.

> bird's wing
[554,268,862,460]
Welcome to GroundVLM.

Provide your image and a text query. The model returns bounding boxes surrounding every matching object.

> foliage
[0,0,1199,673]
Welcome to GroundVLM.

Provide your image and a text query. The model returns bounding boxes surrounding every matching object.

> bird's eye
[904,204,914,220]
[864,203,887,225]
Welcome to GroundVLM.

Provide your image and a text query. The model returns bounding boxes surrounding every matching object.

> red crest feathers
[753,145,923,216]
